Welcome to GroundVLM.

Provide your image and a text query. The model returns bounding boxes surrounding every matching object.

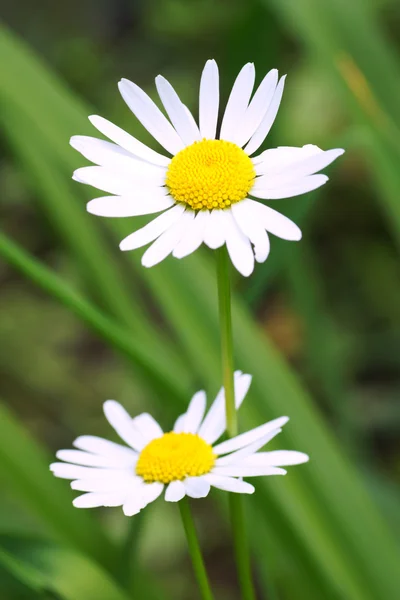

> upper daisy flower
[71,60,344,276]
[50,372,308,516]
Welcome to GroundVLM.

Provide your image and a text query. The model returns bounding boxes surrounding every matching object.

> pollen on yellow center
[136,432,216,484]
[165,139,256,211]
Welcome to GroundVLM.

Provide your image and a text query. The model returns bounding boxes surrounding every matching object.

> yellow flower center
[165,139,256,211]
[136,432,216,484]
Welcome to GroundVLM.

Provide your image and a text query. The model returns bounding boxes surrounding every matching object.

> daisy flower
[71,60,344,276]
[50,372,308,516]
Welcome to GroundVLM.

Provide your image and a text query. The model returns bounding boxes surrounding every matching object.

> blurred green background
[1,0,400,599]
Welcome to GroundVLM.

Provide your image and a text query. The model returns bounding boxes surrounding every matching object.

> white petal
[254,145,344,179]
[220,63,255,143]
[89,115,170,167]
[204,474,255,494]
[73,491,127,508]
[198,372,252,444]
[103,400,145,451]
[253,144,319,167]
[240,450,309,467]
[155,75,201,146]
[70,135,168,180]
[71,135,136,165]
[87,194,174,218]
[56,449,134,469]
[120,204,184,251]
[141,209,194,267]
[213,416,289,455]
[251,174,329,199]
[231,200,270,263]
[121,481,147,516]
[203,209,226,249]
[245,75,286,156]
[184,476,211,499]
[199,59,219,139]
[172,210,210,259]
[73,435,138,461]
[50,463,122,480]
[122,497,144,517]
[131,413,163,444]
[224,211,255,277]
[182,391,207,433]
[215,429,282,466]
[71,475,134,493]
[183,104,201,134]
[173,413,186,433]
[123,481,164,516]
[165,480,186,502]
[142,481,164,504]
[212,465,286,477]
[235,69,279,148]
[246,200,301,241]
[73,166,165,196]
[118,79,184,155]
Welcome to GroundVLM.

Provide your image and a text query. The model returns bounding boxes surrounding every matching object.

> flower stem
[179,498,215,600]
[216,247,256,600]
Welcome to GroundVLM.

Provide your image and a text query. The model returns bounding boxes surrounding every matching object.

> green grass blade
[0,232,191,403]
[0,402,113,565]
[0,536,131,600]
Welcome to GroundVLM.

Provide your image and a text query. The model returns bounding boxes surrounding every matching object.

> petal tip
[103,399,119,414]
[119,240,131,252]
[88,114,100,126]
[72,171,82,183]
[86,201,97,215]
[69,136,79,149]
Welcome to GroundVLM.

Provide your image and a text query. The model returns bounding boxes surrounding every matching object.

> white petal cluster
[51,372,308,516]
[71,61,343,276]
[73,64,342,275]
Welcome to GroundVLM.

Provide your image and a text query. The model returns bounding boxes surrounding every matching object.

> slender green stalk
[216,247,237,437]
[216,247,256,600]
[179,498,215,600]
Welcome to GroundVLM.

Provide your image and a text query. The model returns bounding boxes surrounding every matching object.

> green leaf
[0,402,113,566]
[0,535,131,600]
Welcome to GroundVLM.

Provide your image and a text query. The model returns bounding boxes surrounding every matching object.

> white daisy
[50,372,308,516]
[71,60,344,276]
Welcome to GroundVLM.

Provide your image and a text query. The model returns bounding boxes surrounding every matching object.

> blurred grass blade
[0,536,131,600]
[0,105,191,400]
[0,25,188,397]
[0,233,191,402]
[264,0,400,248]
[0,402,113,566]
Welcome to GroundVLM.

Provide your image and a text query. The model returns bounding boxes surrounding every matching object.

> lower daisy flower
[50,372,308,516]
[71,60,344,276]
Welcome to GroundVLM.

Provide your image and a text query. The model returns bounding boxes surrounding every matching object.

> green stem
[216,247,236,437]
[179,498,215,600]
[216,247,256,600]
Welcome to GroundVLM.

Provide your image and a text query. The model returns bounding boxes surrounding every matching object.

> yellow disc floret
[136,432,216,484]
[166,139,256,210]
